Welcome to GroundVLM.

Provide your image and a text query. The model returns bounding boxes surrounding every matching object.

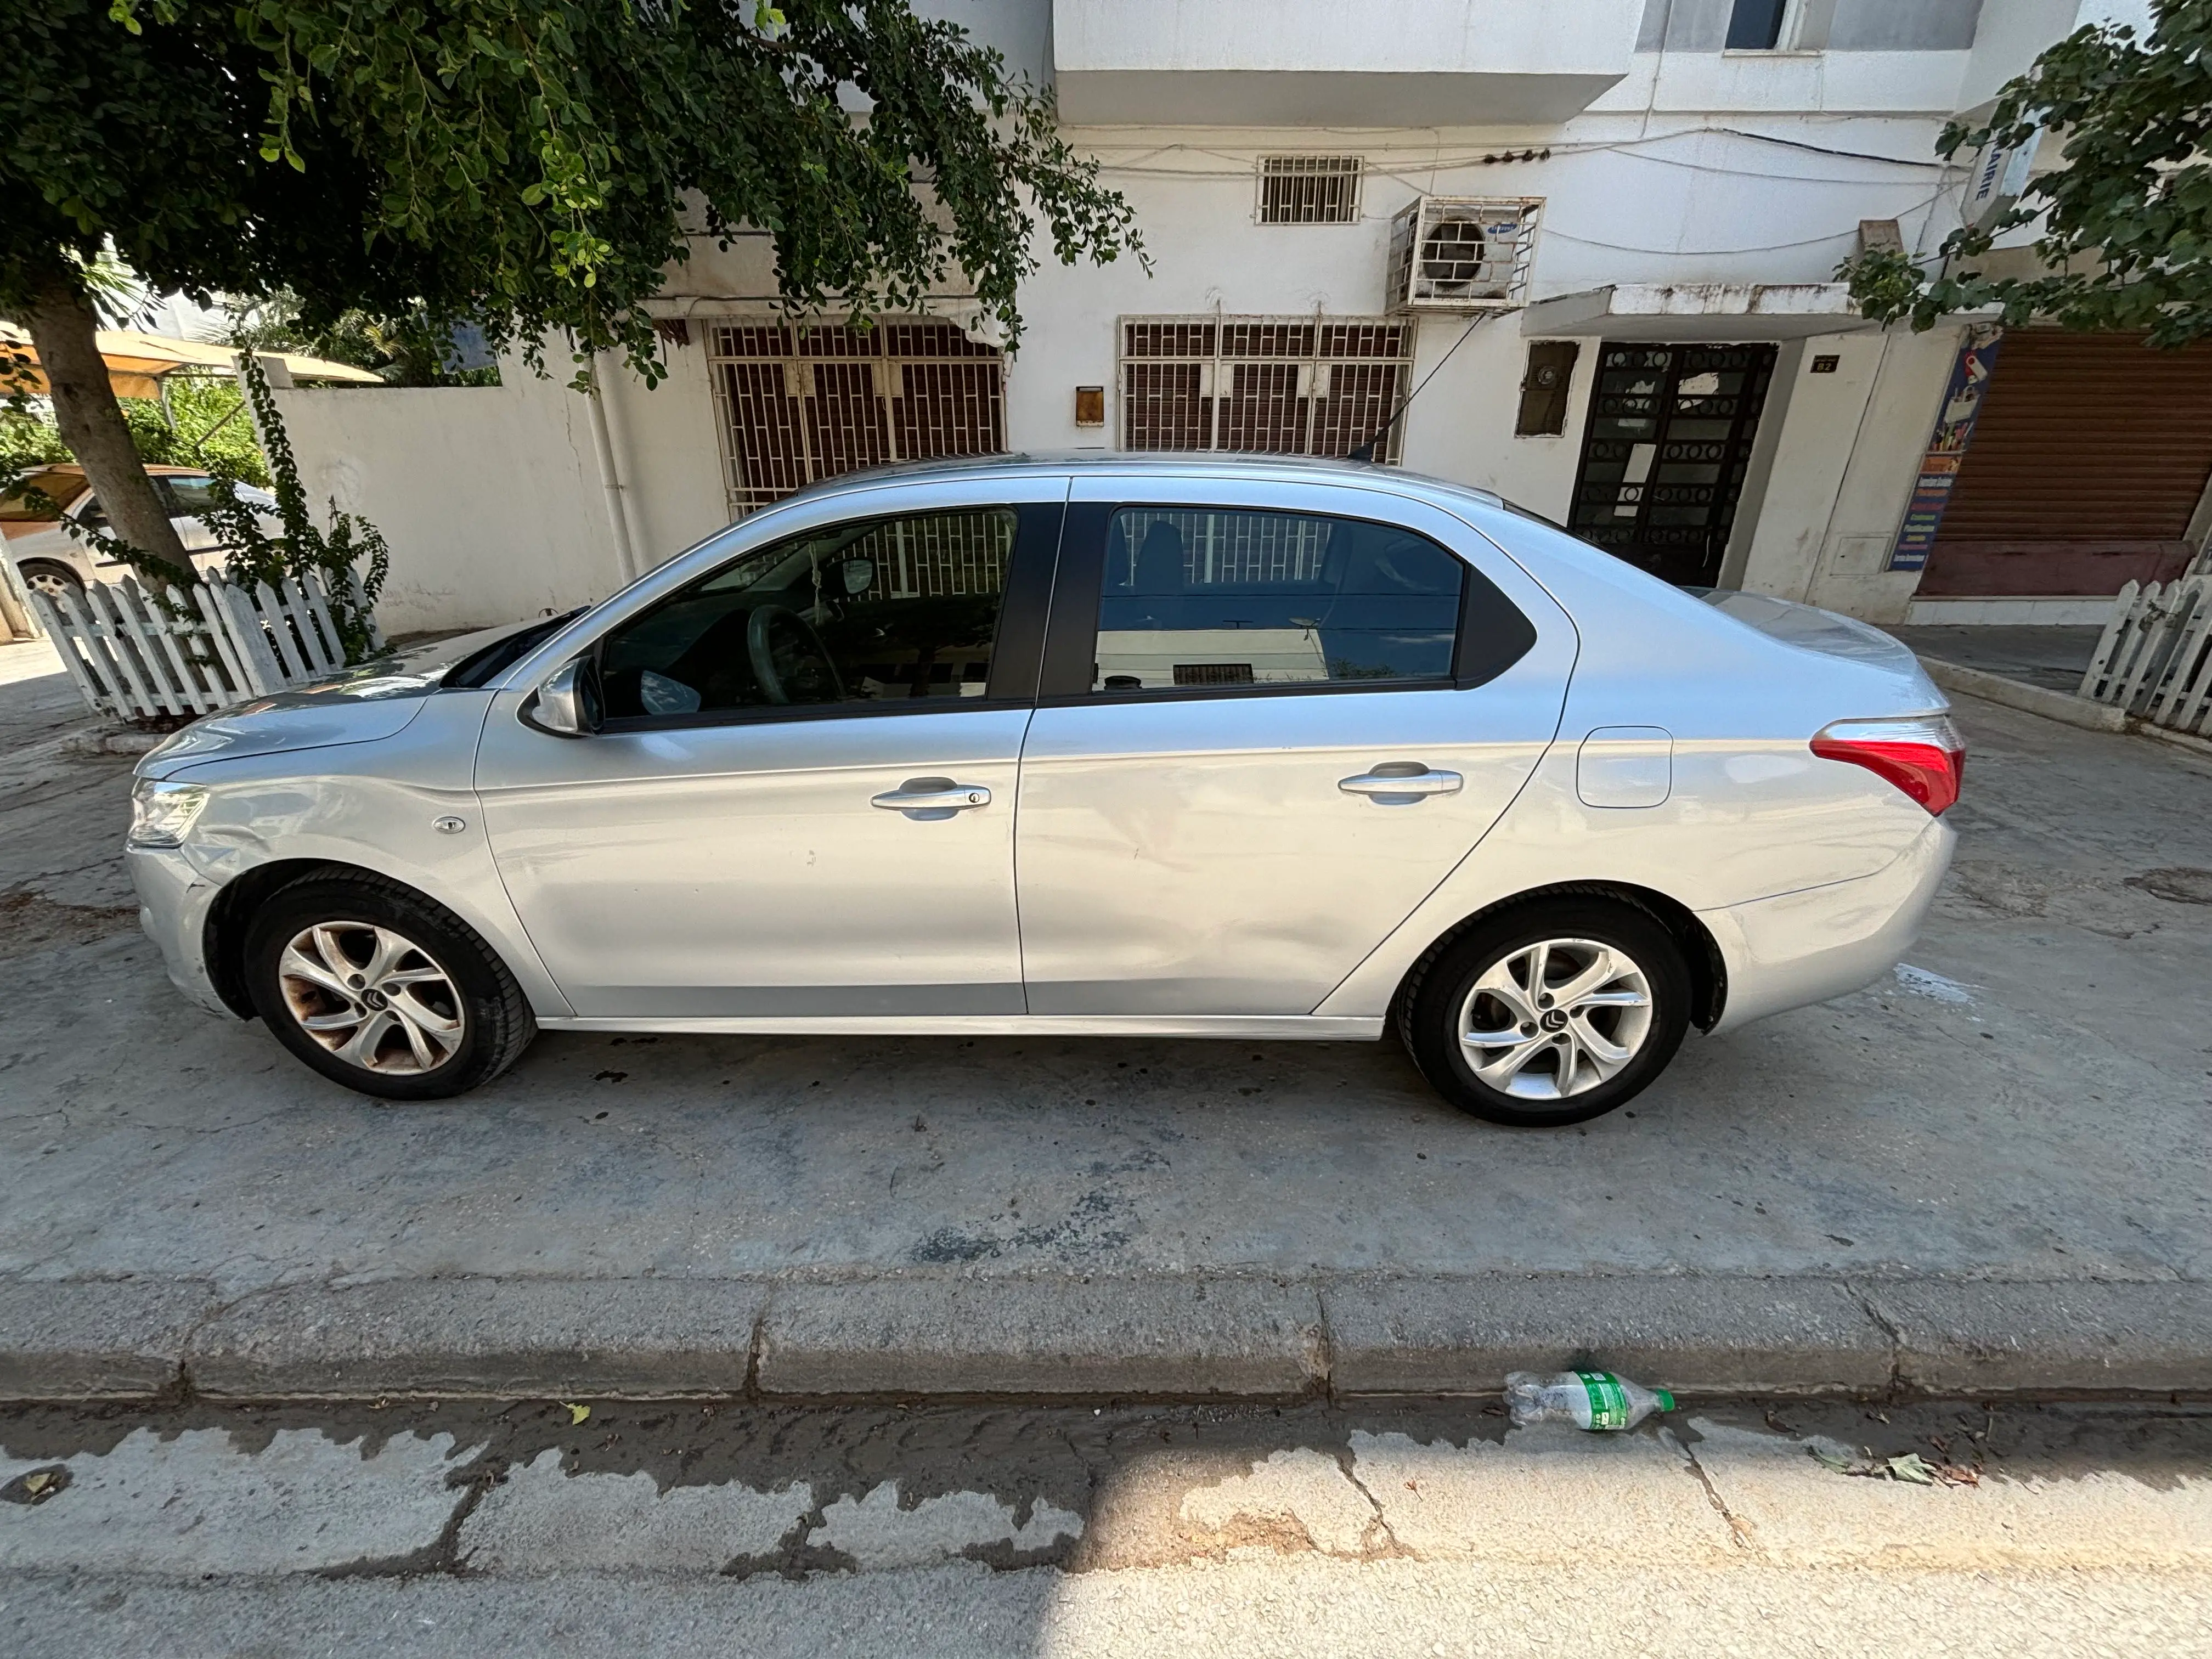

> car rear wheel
[1398,899,1690,1127]
[243,871,536,1100]
[15,560,84,602]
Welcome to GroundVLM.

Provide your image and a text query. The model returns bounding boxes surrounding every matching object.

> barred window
[1259,157,1363,225]
[1118,316,1415,464]
[707,320,1005,518]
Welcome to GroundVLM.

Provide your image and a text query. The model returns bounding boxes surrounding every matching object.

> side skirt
[533,1014,1386,1040]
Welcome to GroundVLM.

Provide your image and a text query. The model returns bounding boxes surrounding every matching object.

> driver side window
[597,509,1015,722]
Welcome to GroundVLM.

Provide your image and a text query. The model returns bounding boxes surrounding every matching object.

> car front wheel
[15,560,85,602]
[242,871,537,1100]
[1399,899,1691,1127]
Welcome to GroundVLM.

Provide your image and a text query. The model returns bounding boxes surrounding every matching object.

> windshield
[442,608,590,690]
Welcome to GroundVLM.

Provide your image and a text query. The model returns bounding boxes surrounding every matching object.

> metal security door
[1567,343,1776,586]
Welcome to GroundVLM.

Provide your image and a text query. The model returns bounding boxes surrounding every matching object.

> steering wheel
[744,604,844,705]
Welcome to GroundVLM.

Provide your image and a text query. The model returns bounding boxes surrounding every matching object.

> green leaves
[6,0,1140,380]
[1852,0,2212,347]
[212,344,390,663]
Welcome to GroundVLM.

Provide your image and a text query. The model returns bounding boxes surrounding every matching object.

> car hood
[1698,589,1942,693]
[134,619,538,780]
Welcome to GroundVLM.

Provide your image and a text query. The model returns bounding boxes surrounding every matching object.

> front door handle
[1339,766,1464,801]
[871,778,992,814]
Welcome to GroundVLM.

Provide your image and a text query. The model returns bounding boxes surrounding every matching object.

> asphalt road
[4,1395,2208,1656]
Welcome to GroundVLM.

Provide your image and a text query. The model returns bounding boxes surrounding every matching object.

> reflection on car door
[473,485,1062,1019]
[1014,479,1575,1017]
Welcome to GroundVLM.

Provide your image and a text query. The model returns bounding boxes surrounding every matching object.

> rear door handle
[871,779,992,813]
[1339,767,1464,800]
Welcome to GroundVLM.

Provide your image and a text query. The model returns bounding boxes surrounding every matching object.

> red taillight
[1810,716,1966,816]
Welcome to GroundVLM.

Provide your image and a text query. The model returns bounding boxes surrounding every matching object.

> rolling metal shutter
[1923,331,2212,596]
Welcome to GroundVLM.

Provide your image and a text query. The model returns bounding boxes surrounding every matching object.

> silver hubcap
[1458,937,1654,1101]
[278,922,465,1075]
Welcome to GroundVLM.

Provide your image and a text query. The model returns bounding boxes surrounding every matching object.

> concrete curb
[1861,1278,2212,1395]
[1,1272,2207,1403]
[758,1274,1324,1397]
[1321,1274,1893,1395]
[1920,656,2212,759]
[0,1279,216,1398]
[1918,656,2126,733]
[189,1279,770,1400]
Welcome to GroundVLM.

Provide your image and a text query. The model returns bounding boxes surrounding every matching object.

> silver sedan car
[126,455,1961,1127]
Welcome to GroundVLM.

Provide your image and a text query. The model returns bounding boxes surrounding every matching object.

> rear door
[1013,476,1575,1017]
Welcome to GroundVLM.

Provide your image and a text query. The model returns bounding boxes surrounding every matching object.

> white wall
[599,340,733,571]
[1728,324,1970,622]
[1799,324,1969,623]
[272,370,627,637]
[1051,0,1644,77]
[1954,0,2152,114]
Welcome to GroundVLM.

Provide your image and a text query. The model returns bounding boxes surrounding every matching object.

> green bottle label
[1576,1369,1628,1430]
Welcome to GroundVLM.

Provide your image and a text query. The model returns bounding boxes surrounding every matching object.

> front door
[1014,479,1573,1017]
[475,490,1059,1018]
[1567,342,1777,586]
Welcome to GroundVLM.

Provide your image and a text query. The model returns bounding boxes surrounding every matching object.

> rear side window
[154,477,222,516]
[1090,506,1465,693]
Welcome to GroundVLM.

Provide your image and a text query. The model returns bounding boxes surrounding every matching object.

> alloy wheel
[20,567,82,602]
[276,921,466,1076]
[1457,936,1655,1101]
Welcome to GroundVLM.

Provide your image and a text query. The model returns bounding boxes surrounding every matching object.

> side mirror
[531,655,602,737]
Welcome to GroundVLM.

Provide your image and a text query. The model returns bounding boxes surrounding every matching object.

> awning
[0,322,385,399]
[1520,283,1874,341]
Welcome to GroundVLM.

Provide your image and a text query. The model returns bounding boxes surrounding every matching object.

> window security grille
[706,319,1005,517]
[1109,507,1336,587]
[1386,198,1543,313]
[842,511,1011,606]
[1118,317,1416,464]
[1259,156,1362,225]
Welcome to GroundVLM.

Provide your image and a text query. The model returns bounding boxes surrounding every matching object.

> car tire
[242,870,537,1101]
[15,560,84,602]
[1398,899,1691,1128]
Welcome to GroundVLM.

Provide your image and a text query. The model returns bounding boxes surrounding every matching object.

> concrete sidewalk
[3,641,2210,1402]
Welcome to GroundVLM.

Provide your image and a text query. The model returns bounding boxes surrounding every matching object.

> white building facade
[272,0,2192,636]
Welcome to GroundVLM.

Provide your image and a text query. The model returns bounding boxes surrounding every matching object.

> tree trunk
[25,278,196,588]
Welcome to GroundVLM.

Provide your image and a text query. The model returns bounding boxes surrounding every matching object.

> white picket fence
[2079,567,2212,736]
[27,569,382,721]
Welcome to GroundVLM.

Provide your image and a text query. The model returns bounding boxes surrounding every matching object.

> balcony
[1051,0,1645,126]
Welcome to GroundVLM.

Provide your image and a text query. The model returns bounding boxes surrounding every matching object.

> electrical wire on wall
[1348,312,1494,464]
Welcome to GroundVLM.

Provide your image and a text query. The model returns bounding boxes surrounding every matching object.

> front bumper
[1700,817,1956,1034]
[126,844,233,1017]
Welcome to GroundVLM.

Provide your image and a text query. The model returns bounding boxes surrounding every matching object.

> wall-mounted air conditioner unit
[1386,197,1543,313]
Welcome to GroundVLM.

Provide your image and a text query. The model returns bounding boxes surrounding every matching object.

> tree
[1,0,1142,585]
[1845,0,2212,347]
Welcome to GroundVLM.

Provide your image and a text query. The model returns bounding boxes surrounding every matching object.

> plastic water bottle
[1505,1369,1675,1431]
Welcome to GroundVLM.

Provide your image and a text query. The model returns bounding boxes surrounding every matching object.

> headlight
[128,780,210,848]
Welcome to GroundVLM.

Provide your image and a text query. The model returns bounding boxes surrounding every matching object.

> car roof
[0,461,218,518]
[780,451,1509,514]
